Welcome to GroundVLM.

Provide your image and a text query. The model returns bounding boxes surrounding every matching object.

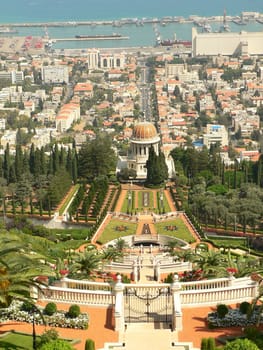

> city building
[41,65,69,84]
[56,102,80,133]
[192,27,263,56]
[99,52,126,69]
[203,124,228,148]
[0,70,24,84]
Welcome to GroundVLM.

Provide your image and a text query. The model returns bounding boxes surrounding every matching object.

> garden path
[0,304,118,350]
[136,215,157,235]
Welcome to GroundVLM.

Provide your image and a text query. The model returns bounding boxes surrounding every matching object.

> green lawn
[207,236,248,249]
[97,218,137,244]
[0,332,41,350]
[120,190,171,214]
[137,190,154,209]
[154,219,195,243]
[157,191,171,213]
[59,184,80,215]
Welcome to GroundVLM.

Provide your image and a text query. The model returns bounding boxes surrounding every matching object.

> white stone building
[41,65,69,84]
[192,27,263,56]
[203,124,228,148]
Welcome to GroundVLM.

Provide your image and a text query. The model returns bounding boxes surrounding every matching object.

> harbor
[0,11,262,51]
[0,11,262,29]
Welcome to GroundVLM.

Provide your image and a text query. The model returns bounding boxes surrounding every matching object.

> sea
[1,0,263,49]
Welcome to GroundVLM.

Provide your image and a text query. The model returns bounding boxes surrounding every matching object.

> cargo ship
[157,36,191,47]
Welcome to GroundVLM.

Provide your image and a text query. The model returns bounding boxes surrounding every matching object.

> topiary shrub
[217,304,229,319]
[207,337,216,350]
[224,338,259,350]
[85,339,95,350]
[67,304,80,319]
[44,302,57,316]
[201,338,208,350]
[21,300,34,312]
[239,301,251,315]
[39,328,59,346]
[39,339,74,350]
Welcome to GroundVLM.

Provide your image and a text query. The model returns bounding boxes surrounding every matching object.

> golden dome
[133,122,158,140]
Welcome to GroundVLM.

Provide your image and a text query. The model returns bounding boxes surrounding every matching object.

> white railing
[180,284,257,307]
[37,276,258,308]
[133,234,159,242]
[159,261,192,273]
[60,278,113,292]
[39,285,115,306]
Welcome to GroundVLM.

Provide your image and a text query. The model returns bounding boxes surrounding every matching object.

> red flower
[226,267,238,274]
[60,269,69,276]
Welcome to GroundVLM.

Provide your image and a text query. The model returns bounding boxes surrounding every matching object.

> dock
[55,36,129,42]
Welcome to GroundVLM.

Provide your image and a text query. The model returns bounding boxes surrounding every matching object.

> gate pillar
[170,274,182,331]
[114,274,125,331]
[133,261,139,282]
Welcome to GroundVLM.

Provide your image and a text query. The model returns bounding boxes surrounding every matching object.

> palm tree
[102,246,123,263]
[69,250,100,280]
[0,233,54,308]
[114,238,128,252]
[194,250,227,278]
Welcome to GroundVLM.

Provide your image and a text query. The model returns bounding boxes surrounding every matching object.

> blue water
[1,0,263,49]
[1,0,263,23]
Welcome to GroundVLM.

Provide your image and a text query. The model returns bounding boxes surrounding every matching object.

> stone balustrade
[35,276,258,310]
[180,284,257,307]
[159,261,192,273]
[60,278,113,292]
[39,285,115,306]
[133,234,159,242]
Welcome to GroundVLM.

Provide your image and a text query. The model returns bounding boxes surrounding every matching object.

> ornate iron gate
[124,287,172,324]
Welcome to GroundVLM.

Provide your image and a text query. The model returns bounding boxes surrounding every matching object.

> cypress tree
[3,143,10,184]
[159,150,168,181]
[40,147,46,175]
[59,146,67,167]
[23,150,30,176]
[52,144,60,174]
[15,144,23,181]
[221,160,225,185]
[29,143,35,174]
[0,156,3,179]
[72,153,78,184]
[146,145,156,185]
[201,338,208,350]
[207,337,216,350]
[234,159,238,189]
[9,163,16,183]
[85,339,95,350]
[66,148,73,176]
[34,149,42,177]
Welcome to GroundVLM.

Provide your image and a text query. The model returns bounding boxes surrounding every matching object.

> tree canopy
[78,136,117,181]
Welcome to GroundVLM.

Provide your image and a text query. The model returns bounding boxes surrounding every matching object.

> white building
[99,52,126,69]
[0,70,24,84]
[203,124,228,148]
[1,130,17,149]
[0,118,6,130]
[41,65,69,84]
[192,27,263,56]
[56,103,80,133]
[86,49,100,70]
[31,128,52,149]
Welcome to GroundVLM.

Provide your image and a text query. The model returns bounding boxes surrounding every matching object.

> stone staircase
[116,323,199,350]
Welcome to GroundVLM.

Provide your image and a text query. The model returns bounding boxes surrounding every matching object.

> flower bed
[208,308,262,328]
[0,301,89,329]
